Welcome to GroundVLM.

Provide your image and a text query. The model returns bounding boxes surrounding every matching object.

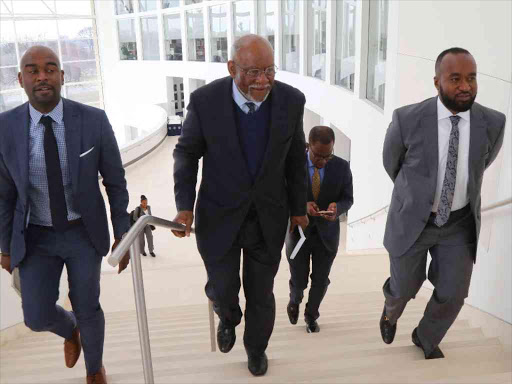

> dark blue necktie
[245,102,256,115]
[41,115,68,231]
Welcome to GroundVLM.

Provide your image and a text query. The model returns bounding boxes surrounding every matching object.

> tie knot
[449,115,461,126]
[245,102,256,114]
[40,115,54,128]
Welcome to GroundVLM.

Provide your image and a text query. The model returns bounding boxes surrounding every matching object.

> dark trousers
[204,208,280,354]
[383,204,475,355]
[19,223,104,375]
[287,227,337,322]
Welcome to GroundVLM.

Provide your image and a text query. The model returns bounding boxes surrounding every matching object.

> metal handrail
[108,215,216,384]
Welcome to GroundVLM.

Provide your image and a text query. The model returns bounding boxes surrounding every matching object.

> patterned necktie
[435,115,461,227]
[312,167,321,202]
[41,115,68,231]
[245,102,256,115]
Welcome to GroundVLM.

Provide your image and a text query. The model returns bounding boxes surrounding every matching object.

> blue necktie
[245,102,256,115]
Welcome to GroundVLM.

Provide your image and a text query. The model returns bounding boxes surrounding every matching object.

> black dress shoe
[150,252,156,257]
[287,302,299,325]
[217,322,236,353]
[305,318,320,333]
[412,328,444,359]
[380,306,397,344]
[142,252,147,256]
[246,349,268,376]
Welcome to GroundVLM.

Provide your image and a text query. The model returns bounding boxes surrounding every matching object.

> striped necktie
[312,167,321,202]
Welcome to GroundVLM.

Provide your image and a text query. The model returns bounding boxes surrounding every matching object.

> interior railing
[108,215,216,384]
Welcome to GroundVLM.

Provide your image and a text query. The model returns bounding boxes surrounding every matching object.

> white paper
[11,267,21,298]
[290,225,306,260]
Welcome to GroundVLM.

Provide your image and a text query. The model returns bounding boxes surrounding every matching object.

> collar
[307,151,315,168]
[437,96,470,122]
[29,99,64,125]
[232,80,263,111]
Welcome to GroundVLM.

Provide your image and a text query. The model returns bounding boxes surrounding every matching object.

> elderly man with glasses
[172,34,308,376]
[286,126,354,333]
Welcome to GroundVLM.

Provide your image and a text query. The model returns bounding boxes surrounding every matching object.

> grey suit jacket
[0,98,130,269]
[383,97,506,259]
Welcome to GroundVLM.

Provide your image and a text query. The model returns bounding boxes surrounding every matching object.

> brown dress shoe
[64,327,81,368]
[87,366,107,384]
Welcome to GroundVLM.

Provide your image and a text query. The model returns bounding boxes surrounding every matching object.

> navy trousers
[19,222,104,375]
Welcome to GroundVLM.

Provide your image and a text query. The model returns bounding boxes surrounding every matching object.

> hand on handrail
[112,237,130,274]
[172,211,194,238]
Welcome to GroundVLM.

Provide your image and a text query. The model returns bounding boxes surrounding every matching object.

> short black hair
[435,47,472,75]
[309,126,335,145]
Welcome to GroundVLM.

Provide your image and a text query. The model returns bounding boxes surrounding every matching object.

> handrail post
[208,299,216,352]
[130,241,155,384]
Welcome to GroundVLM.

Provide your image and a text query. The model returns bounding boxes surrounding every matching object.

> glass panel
[59,19,95,62]
[233,0,251,39]
[139,0,157,12]
[366,0,388,108]
[0,92,23,113]
[66,83,100,104]
[18,41,59,59]
[209,4,228,63]
[307,0,326,80]
[186,9,205,62]
[56,0,92,15]
[185,0,202,4]
[63,61,98,83]
[281,0,299,73]
[141,17,160,60]
[164,14,182,61]
[118,19,138,60]
[13,0,54,15]
[162,0,179,8]
[115,0,134,14]
[1,1,12,16]
[257,0,277,50]
[0,67,19,90]
[1,20,17,67]
[335,0,357,90]
[16,19,58,42]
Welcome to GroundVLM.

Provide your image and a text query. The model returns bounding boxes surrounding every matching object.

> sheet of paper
[11,267,21,298]
[290,225,306,260]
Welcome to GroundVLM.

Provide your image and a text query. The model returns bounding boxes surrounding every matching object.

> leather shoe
[150,252,156,257]
[287,302,299,325]
[142,252,147,256]
[64,327,81,368]
[380,306,397,344]
[86,366,107,384]
[305,318,320,333]
[246,349,268,376]
[412,328,444,359]
[217,321,236,353]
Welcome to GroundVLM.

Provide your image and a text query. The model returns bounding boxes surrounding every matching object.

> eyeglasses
[234,63,277,79]
[309,148,334,162]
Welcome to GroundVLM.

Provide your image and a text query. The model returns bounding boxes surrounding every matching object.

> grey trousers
[383,204,475,355]
[139,225,154,252]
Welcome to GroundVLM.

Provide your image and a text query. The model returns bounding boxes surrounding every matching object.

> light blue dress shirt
[232,80,263,114]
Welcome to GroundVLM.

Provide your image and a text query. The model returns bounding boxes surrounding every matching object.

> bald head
[20,45,61,69]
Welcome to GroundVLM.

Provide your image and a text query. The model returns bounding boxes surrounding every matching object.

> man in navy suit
[286,126,353,333]
[172,35,308,376]
[0,46,130,384]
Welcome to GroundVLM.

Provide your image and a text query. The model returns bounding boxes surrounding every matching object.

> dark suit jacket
[0,98,130,269]
[173,77,307,263]
[286,155,353,256]
[383,97,506,259]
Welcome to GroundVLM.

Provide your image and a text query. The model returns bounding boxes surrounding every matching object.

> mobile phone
[317,210,334,215]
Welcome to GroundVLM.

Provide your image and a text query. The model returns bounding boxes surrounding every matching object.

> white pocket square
[79,146,95,158]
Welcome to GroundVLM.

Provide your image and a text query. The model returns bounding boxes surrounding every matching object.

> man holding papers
[286,126,353,333]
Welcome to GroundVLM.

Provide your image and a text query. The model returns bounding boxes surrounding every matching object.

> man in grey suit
[172,35,308,376]
[379,47,506,359]
[0,46,130,383]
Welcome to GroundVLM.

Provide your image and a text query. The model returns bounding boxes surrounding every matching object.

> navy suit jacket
[286,155,354,255]
[0,98,130,269]
[173,77,308,263]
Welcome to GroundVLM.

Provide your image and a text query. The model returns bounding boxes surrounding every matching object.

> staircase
[1,291,511,383]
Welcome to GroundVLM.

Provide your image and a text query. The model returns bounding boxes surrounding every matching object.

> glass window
[162,0,179,8]
[367,0,388,108]
[335,0,357,90]
[118,19,138,60]
[186,9,205,62]
[66,83,100,105]
[64,61,98,83]
[13,0,54,15]
[1,20,17,67]
[56,0,92,15]
[59,19,95,62]
[0,67,19,90]
[307,0,327,80]
[185,0,202,4]
[164,13,182,61]
[257,0,277,50]
[209,4,228,63]
[141,16,160,60]
[233,0,251,39]
[16,19,58,57]
[0,92,23,113]
[139,0,157,12]
[281,0,299,73]
[115,0,134,14]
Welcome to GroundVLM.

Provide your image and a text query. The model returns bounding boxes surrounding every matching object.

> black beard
[439,85,476,112]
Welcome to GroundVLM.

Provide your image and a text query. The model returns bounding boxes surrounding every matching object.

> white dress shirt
[232,80,263,114]
[432,97,470,213]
